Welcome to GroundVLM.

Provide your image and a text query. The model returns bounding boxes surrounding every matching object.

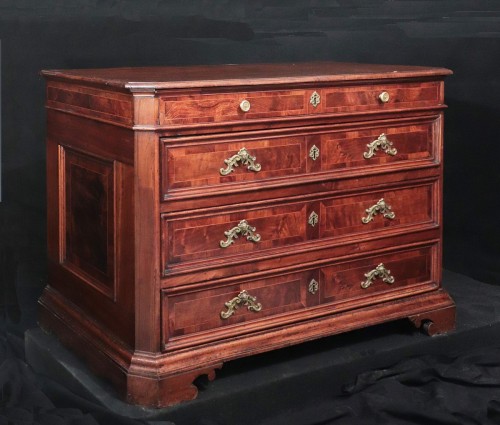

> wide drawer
[162,180,437,271]
[162,243,438,345]
[159,81,443,127]
[161,116,440,196]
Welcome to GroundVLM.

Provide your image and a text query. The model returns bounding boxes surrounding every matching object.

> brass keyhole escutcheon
[309,145,320,161]
[308,211,319,227]
[310,91,320,108]
[308,279,319,295]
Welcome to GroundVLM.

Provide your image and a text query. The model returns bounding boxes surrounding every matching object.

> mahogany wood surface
[41,61,452,90]
[40,61,455,407]
[159,81,442,127]
[162,181,436,270]
[161,115,439,194]
[165,243,437,341]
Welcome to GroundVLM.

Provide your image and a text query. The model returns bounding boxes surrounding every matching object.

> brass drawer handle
[378,91,390,103]
[220,219,261,248]
[361,263,395,289]
[361,198,395,224]
[239,99,251,112]
[220,290,262,319]
[220,147,261,176]
[363,133,397,159]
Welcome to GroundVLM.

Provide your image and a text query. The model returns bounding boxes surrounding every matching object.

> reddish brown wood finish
[322,81,441,113]
[162,180,437,271]
[164,243,436,343]
[46,81,134,127]
[40,62,454,408]
[159,81,442,127]
[161,116,439,195]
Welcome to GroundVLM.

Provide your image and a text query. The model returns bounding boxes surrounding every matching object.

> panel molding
[60,147,117,300]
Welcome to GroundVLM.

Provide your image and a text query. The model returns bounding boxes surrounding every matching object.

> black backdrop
[0,0,499,334]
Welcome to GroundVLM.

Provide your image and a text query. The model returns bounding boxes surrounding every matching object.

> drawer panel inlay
[162,118,438,197]
[163,136,305,191]
[159,82,442,127]
[162,181,437,271]
[320,121,436,172]
[164,203,309,267]
[163,244,436,343]
[320,246,434,305]
[165,270,317,338]
[160,89,310,126]
[323,82,441,114]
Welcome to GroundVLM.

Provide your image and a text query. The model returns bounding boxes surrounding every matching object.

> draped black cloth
[1,269,499,425]
[2,327,500,425]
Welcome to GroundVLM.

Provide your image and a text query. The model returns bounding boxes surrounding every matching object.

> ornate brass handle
[363,133,397,159]
[220,147,261,176]
[220,219,261,248]
[378,91,390,103]
[220,290,262,319]
[361,263,395,289]
[361,198,396,224]
[239,99,251,112]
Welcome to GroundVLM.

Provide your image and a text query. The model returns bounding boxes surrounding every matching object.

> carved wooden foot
[408,304,456,336]
[127,364,223,408]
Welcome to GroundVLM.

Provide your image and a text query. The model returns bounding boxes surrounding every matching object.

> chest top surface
[41,61,452,91]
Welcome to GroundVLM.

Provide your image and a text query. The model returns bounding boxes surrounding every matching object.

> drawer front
[160,89,311,126]
[159,82,442,127]
[322,81,441,114]
[319,120,436,172]
[162,244,437,343]
[319,183,435,239]
[162,136,307,191]
[162,182,437,270]
[163,202,313,267]
[161,117,439,196]
[320,245,434,305]
[164,269,318,339]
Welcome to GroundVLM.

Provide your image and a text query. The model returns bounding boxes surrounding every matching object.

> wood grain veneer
[40,61,455,407]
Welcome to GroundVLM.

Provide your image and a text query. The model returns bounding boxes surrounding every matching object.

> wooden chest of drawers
[40,62,455,407]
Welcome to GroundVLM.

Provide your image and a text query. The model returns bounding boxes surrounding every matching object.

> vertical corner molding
[132,90,159,128]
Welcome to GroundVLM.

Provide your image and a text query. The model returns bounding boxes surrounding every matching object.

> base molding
[38,285,455,408]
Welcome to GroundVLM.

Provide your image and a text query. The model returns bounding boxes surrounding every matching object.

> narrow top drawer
[159,81,443,127]
[42,62,450,129]
[160,89,311,126]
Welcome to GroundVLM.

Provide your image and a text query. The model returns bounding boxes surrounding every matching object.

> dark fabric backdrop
[0,2,500,424]
[0,0,499,339]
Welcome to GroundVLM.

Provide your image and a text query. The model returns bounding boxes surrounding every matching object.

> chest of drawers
[40,62,455,407]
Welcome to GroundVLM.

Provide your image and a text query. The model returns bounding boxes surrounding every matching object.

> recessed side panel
[62,148,116,299]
